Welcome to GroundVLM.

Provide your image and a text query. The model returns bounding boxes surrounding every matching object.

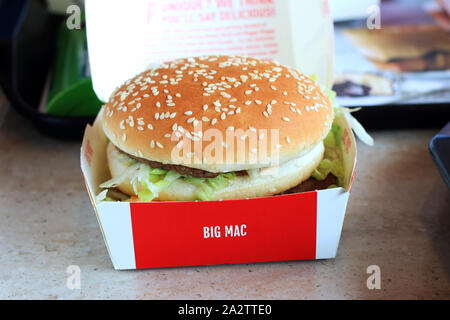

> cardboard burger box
[81,0,357,270]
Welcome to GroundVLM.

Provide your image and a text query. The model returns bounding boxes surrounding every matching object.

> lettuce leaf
[310,85,373,187]
[97,157,236,202]
[312,126,345,186]
[183,172,236,201]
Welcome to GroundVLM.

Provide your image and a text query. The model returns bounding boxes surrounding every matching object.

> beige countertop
[0,104,449,299]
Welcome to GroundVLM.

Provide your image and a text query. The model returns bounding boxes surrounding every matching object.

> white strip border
[316,188,349,259]
[96,202,136,270]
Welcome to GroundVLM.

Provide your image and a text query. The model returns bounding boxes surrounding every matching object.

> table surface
[0,104,449,300]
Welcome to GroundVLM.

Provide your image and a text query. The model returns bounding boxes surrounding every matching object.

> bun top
[102,55,333,172]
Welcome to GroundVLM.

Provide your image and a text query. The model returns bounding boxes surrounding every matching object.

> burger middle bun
[106,141,324,201]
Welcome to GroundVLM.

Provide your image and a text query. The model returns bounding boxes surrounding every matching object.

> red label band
[130,191,317,269]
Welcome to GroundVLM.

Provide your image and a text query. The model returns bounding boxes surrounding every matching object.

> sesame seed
[164,133,171,138]
[282,117,290,122]
[245,100,252,105]
[255,100,262,105]
[156,142,164,149]
[184,111,193,116]
[286,136,291,143]
[127,116,134,127]
[203,104,208,111]
[245,90,253,95]
[211,118,217,125]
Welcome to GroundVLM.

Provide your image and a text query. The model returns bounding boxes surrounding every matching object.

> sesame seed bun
[102,55,333,173]
[106,141,324,201]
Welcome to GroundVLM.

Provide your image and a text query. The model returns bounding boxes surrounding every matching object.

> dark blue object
[429,122,450,188]
[0,0,95,140]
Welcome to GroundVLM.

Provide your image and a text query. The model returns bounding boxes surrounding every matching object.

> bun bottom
[107,141,324,201]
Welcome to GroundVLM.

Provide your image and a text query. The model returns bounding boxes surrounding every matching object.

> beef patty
[118,147,245,178]
[279,174,337,195]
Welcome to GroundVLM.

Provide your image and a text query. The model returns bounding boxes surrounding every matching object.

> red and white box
[81,111,356,270]
[82,0,356,270]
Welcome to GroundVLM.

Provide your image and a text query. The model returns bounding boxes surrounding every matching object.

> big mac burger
[97,55,346,202]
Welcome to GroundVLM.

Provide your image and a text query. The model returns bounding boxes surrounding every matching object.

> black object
[0,0,95,140]
[429,121,450,188]
[352,104,450,130]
